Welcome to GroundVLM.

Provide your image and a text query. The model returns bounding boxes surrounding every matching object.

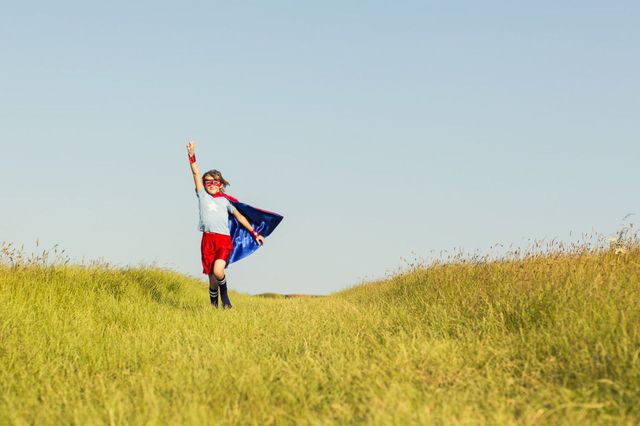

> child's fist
[186,140,196,155]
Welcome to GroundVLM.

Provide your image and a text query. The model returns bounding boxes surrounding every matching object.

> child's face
[203,177,223,194]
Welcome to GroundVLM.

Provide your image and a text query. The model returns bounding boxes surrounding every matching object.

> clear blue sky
[1,1,638,294]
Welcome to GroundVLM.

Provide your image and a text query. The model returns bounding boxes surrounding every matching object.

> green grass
[1,242,639,425]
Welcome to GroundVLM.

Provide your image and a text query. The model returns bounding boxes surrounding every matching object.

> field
[1,240,639,425]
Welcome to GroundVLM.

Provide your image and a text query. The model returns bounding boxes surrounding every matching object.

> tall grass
[1,235,639,424]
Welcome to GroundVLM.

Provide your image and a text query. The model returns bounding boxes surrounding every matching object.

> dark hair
[202,169,230,191]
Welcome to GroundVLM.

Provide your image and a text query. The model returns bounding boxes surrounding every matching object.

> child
[187,140,281,309]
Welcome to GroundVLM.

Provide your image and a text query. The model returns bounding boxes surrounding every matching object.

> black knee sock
[209,287,219,307]
[218,276,231,307]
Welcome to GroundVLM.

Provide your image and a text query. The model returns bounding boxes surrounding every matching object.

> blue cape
[225,199,283,265]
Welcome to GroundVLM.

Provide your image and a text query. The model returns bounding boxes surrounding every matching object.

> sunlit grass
[1,233,639,424]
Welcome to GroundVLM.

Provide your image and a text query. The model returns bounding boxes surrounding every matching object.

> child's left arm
[232,209,265,245]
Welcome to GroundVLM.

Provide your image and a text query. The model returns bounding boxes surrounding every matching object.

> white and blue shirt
[196,189,236,235]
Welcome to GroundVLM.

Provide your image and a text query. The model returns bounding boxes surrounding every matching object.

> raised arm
[187,140,203,193]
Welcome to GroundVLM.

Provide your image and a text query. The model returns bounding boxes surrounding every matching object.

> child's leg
[213,260,231,308]
[202,233,219,307]
[208,274,219,308]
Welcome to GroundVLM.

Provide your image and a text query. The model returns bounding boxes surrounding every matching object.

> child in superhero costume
[187,140,283,309]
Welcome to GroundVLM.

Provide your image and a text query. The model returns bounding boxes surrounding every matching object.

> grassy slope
[1,249,639,425]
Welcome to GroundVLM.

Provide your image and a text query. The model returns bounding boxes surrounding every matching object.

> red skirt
[200,232,233,274]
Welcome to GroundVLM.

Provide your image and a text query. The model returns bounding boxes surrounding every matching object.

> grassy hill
[1,243,639,424]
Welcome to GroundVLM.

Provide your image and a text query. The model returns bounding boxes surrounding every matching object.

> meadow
[1,238,639,425]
